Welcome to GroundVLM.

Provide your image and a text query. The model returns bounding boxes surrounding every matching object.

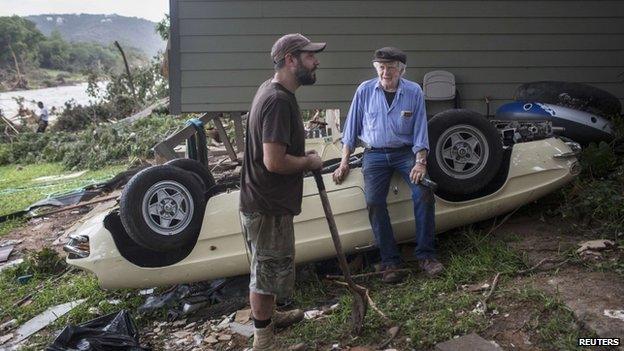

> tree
[0,16,44,85]
[155,14,169,41]
[39,30,70,70]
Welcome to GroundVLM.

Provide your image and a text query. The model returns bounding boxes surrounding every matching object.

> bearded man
[239,33,325,350]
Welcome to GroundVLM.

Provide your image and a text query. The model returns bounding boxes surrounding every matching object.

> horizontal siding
[180,67,624,87]
[180,34,624,53]
[179,18,624,36]
[180,51,624,70]
[177,1,624,18]
[181,83,624,104]
[170,0,624,114]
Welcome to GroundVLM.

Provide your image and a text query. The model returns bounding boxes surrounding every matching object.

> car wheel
[120,165,206,252]
[165,158,216,191]
[514,81,621,117]
[427,109,503,195]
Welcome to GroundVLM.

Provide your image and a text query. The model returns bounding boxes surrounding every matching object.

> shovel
[312,170,368,335]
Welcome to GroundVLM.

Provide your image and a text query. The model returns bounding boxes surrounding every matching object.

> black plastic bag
[46,310,149,351]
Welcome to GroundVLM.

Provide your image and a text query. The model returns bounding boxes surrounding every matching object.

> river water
[0,83,106,121]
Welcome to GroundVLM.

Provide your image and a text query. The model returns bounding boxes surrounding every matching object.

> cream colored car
[65,111,580,289]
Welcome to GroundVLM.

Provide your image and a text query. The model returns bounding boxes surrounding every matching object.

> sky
[0,0,169,22]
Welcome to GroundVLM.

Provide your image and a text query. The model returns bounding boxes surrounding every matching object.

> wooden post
[210,113,238,162]
[232,112,245,153]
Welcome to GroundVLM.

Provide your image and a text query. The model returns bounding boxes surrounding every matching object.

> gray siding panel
[180,35,624,53]
[180,51,624,70]
[179,18,624,35]
[170,0,624,115]
[178,1,624,18]
[180,67,624,87]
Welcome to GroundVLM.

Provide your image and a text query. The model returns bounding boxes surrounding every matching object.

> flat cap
[372,47,407,64]
[271,33,326,63]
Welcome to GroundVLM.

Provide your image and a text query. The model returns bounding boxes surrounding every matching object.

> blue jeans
[362,147,436,267]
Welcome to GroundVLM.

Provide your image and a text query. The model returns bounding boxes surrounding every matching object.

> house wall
[169,0,624,117]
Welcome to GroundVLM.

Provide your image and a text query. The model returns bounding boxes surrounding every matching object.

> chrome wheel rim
[435,124,489,179]
[141,180,194,236]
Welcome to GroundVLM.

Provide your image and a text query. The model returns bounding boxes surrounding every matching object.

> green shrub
[51,100,116,132]
[0,114,183,169]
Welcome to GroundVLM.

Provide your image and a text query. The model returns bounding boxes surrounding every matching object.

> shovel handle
[312,170,325,191]
[312,170,356,285]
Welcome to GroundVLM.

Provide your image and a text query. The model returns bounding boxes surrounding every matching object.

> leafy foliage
[0,15,150,90]
[552,114,624,234]
[0,16,44,69]
[0,114,183,169]
[86,57,169,115]
[155,14,170,41]
[51,100,116,132]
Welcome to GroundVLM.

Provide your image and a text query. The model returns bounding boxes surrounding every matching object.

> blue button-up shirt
[342,77,428,155]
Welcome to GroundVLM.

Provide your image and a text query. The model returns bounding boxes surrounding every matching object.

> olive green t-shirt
[239,80,306,215]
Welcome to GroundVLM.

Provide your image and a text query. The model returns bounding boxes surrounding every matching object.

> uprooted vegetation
[0,114,182,170]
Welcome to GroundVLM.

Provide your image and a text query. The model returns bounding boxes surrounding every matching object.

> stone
[234,308,252,324]
[288,343,307,351]
[577,239,615,253]
[543,272,624,339]
[0,319,17,331]
[435,333,503,351]
[184,322,197,329]
[173,331,191,338]
[172,320,187,327]
[218,334,232,341]
[0,333,14,345]
[229,322,254,338]
[205,335,218,344]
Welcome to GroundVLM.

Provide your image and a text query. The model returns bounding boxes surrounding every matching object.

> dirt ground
[2,206,622,350]
[482,215,623,351]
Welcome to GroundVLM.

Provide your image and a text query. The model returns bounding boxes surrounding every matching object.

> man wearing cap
[332,47,444,283]
[239,33,325,350]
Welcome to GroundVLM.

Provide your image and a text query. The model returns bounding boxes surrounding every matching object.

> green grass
[0,249,145,348]
[279,229,527,349]
[508,287,591,351]
[0,163,127,236]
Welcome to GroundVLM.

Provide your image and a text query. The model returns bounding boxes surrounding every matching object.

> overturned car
[64,110,580,289]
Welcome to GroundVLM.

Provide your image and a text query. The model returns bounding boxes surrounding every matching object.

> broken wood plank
[0,245,14,263]
[211,114,238,162]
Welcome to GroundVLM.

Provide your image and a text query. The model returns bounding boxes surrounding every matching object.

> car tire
[514,81,621,117]
[427,109,503,195]
[165,158,216,191]
[120,165,206,252]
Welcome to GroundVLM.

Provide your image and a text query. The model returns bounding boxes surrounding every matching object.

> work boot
[381,264,405,284]
[252,322,275,350]
[419,258,444,277]
[273,309,304,328]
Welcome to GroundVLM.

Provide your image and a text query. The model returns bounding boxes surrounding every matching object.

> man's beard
[295,62,316,86]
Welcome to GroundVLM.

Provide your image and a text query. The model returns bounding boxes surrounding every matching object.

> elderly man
[239,33,325,350]
[333,47,443,283]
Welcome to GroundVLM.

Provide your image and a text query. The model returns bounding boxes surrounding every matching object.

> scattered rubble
[577,239,615,253]
[10,299,86,346]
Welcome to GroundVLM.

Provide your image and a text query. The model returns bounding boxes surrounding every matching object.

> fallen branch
[485,206,521,237]
[331,279,401,348]
[479,272,501,315]
[32,194,119,218]
[518,258,571,275]
[330,280,388,321]
[325,268,411,280]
